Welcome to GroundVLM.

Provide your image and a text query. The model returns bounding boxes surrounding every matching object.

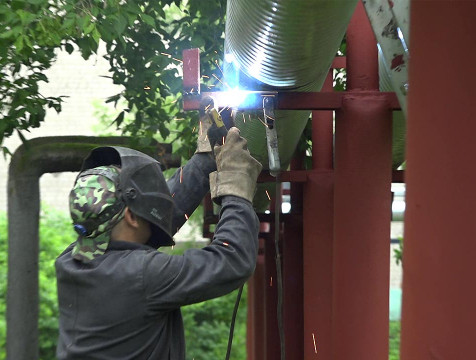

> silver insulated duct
[224,0,359,170]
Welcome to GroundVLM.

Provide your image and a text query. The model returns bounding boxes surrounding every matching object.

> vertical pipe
[7,174,40,360]
[333,95,392,360]
[303,69,335,360]
[346,1,379,91]
[247,249,265,360]
[401,2,476,359]
[303,171,334,360]
[313,71,334,170]
[264,232,279,360]
[283,157,304,360]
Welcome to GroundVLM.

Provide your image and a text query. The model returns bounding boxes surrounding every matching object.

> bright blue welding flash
[214,88,252,108]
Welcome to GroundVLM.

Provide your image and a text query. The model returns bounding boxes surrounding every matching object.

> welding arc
[225,285,244,360]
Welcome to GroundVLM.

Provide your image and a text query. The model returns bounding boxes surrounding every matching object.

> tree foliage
[0,0,226,157]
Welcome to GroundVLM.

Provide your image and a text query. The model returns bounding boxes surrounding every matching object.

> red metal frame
[183,2,398,358]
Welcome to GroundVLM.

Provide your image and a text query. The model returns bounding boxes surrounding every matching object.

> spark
[160,52,171,57]
[214,50,218,54]
[208,84,216,87]
[199,121,203,135]
[265,114,275,121]
[265,190,271,200]
[257,116,269,128]
[190,88,194,93]
[202,75,210,79]
[174,118,185,121]
[212,73,225,86]
[222,241,229,246]
[180,167,183,183]
[144,85,151,90]
[248,114,251,122]
[222,136,225,145]
[184,213,189,220]
[170,99,178,104]
[172,192,176,197]
[312,333,317,354]
[243,113,246,123]
[270,276,273,286]
[211,74,231,89]
[218,107,227,115]
[172,57,183,63]
[204,104,211,111]
[205,134,208,141]
[215,59,225,77]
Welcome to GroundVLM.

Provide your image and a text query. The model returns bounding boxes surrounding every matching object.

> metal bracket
[263,96,281,176]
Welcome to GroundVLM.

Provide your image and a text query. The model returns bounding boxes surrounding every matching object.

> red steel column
[303,69,334,360]
[333,96,392,360]
[332,3,392,359]
[247,246,265,360]
[283,157,304,360]
[264,230,279,360]
[401,2,476,359]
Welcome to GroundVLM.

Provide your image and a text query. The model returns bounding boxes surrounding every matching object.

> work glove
[209,127,263,204]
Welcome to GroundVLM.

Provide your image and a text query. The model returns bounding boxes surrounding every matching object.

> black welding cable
[225,284,244,360]
[275,175,286,360]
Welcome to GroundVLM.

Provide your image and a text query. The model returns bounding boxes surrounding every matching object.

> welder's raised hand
[209,127,262,204]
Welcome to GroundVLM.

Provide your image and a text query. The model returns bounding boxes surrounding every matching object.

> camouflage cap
[69,166,125,262]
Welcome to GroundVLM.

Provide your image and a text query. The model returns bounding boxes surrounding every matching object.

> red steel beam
[332,3,392,360]
[182,48,200,94]
[282,157,304,360]
[332,96,392,360]
[302,69,335,360]
[401,2,476,359]
[247,247,266,360]
[183,91,400,112]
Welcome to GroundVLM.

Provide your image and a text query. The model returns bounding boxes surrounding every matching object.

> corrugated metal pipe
[224,0,359,170]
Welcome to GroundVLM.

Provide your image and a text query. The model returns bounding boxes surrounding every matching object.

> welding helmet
[76,146,175,252]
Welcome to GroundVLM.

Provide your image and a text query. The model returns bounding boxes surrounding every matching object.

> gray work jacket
[55,153,259,359]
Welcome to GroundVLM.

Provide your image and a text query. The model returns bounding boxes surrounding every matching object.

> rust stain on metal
[391,54,405,71]
[381,18,398,39]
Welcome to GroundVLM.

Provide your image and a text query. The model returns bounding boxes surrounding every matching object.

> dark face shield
[81,146,175,248]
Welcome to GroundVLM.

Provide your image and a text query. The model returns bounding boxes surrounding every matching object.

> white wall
[0,46,121,213]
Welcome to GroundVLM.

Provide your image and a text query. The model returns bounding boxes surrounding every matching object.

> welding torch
[199,96,230,149]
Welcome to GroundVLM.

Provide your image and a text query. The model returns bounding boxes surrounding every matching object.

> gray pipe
[6,136,178,360]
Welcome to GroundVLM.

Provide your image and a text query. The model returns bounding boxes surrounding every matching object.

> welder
[55,102,262,359]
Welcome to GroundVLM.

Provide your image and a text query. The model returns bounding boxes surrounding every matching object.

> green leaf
[114,111,125,127]
[64,42,74,54]
[140,13,156,27]
[14,35,24,52]
[84,22,95,35]
[16,129,27,144]
[114,14,127,35]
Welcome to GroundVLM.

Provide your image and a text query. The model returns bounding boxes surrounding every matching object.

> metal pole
[401,1,476,358]
[282,157,304,360]
[302,68,335,360]
[333,95,392,359]
[332,3,392,359]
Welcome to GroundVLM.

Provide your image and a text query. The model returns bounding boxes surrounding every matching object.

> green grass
[389,320,401,360]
